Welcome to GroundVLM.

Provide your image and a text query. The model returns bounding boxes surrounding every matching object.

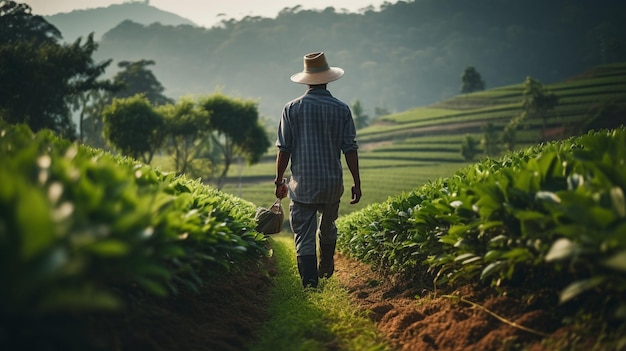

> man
[274,52,362,288]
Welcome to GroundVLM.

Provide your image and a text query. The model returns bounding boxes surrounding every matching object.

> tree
[102,94,165,163]
[199,93,270,189]
[80,59,169,147]
[521,76,558,139]
[158,98,212,176]
[0,1,114,139]
[0,1,61,44]
[460,66,486,94]
[81,90,114,149]
[460,134,479,161]
[501,118,519,152]
[374,107,390,118]
[481,122,499,157]
[72,79,122,144]
[111,59,173,106]
[351,99,369,129]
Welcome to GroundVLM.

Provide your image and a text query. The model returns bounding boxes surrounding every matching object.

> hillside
[44,2,195,42]
[219,61,626,216]
[359,61,626,144]
[89,0,626,120]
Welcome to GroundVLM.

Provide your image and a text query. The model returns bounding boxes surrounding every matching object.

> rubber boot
[297,255,318,288]
[318,242,336,279]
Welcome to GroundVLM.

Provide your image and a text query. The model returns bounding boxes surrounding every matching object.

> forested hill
[46,2,195,43]
[91,0,626,120]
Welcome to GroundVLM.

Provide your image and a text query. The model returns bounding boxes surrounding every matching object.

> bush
[338,127,626,321]
[0,123,268,319]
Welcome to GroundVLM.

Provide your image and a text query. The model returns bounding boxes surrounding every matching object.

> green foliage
[460,134,479,161]
[461,66,486,93]
[89,0,626,120]
[521,76,559,135]
[102,94,165,163]
[522,76,558,115]
[111,59,173,106]
[78,90,111,148]
[337,127,626,322]
[351,99,370,130]
[200,93,271,188]
[0,1,61,43]
[220,63,626,223]
[0,1,113,138]
[481,122,500,156]
[0,122,268,318]
[158,98,212,177]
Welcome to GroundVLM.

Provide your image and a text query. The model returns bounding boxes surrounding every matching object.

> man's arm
[344,150,361,204]
[275,149,290,199]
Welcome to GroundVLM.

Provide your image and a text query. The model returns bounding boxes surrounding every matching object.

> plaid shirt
[276,88,358,204]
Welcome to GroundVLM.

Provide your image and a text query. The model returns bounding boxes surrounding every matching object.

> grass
[249,235,390,351]
[222,155,470,218]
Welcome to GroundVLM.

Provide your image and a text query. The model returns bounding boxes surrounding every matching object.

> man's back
[278,87,356,203]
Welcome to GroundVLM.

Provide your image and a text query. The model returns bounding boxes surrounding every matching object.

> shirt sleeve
[341,107,358,154]
[276,104,292,153]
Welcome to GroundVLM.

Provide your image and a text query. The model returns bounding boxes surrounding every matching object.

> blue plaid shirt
[276,88,358,204]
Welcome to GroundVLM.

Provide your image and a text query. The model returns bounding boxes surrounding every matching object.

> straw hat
[290,52,344,85]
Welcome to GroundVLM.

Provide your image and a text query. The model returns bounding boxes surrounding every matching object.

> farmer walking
[274,52,362,288]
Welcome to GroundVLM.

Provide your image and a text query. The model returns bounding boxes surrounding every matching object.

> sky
[22,0,400,28]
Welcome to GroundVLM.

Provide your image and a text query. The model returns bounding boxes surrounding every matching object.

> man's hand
[350,184,362,204]
[275,183,288,199]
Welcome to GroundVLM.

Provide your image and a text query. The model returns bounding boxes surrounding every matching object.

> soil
[4,258,278,351]
[7,250,609,351]
[95,257,280,351]
[333,254,560,351]
[100,253,585,351]
[332,253,620,351]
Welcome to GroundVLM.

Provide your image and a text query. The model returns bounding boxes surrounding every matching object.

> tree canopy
[102,94,165,163]
[521,76,559,137]
[111,59,173,106]
[461,66,486,93]
[0,1,113,138]
[351,100,369,130]
[0,0,61,44]
[158,98,211,177]
[199,93,270,189]
[86,0,626,120]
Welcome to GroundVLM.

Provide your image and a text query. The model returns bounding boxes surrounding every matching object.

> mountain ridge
[43,0,626,121]
[45,2,196,42]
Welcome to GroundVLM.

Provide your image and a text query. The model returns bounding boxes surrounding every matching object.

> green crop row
[0,123,268,318]
[337,127,626,317]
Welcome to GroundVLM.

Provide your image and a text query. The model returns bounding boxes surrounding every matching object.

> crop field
[335,127,626,350]
[3,61,625,351]
[223,154,470,217]
[358,62,626,142]
[220,62,626,221]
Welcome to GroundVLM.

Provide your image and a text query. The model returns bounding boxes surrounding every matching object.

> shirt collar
[305,87,332,96]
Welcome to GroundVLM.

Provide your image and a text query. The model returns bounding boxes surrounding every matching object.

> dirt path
[333,253,581,351]
[105,250,580,351]
[37,246,600,351]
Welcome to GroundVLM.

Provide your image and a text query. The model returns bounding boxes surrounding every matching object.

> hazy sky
[22,0,400,28]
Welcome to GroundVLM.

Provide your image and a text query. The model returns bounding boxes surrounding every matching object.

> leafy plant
[0,122,268,319]
[338,127,626,323]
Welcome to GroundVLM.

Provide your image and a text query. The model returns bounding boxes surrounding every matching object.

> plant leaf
[560,276,606,303]
[603,251,626,272]
[545,238,579,262]
[610,187,626,218]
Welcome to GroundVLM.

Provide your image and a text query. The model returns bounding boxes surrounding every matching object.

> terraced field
[221,62,626,216]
